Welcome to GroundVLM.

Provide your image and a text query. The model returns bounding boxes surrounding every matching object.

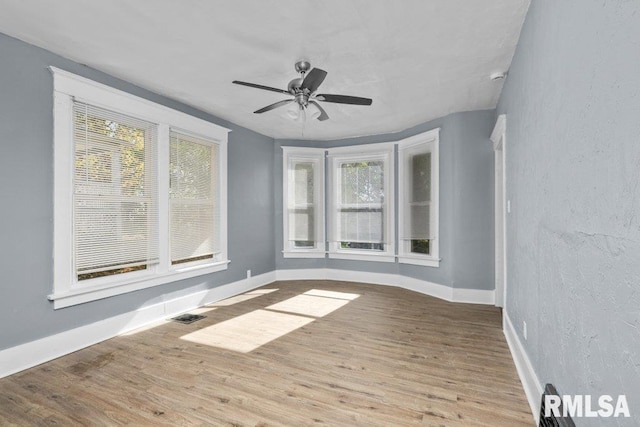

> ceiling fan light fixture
[286,102,300,119]
[306,102,321,120]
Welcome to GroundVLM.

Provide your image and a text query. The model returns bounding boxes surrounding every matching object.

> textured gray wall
[274,110,495,291]
[0,33,275,351]
[497,0,640,423]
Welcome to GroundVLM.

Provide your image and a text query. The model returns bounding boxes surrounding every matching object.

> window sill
[282,250,326,259]
[328,252,396,263]
[398,256,440,267]
[49,260,230,309]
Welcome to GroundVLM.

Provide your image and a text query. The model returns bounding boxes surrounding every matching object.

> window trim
[327,142,395,263]
[397,129,440,267]
[281,146,325,258]
[50,67,230,309]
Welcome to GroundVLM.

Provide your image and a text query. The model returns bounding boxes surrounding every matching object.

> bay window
[282,133,439,266]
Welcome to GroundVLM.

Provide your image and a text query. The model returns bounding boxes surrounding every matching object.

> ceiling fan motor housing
[294,92,309,107]
[287,78,303,94]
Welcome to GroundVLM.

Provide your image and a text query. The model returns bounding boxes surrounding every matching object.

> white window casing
[51,67,230,309]
[397,128,440,267]
[327,142,395,263]
[282,147,325,258]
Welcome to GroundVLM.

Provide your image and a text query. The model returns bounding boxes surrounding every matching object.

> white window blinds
[169,131,219,265]
[73,102,159,279]
[288,161,316,247]
[336,160,385,249]
[404,150,431,255]
[397,129,439,265]
[406,151,432,239]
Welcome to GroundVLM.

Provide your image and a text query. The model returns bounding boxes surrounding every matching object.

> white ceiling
[0,0,530,140]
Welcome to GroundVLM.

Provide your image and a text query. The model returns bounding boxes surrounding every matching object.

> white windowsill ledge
[398,256,440,268]
[48,260,230,309]
[282,251,326,259]
[328,252,396,263]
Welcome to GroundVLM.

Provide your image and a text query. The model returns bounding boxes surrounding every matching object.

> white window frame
[327,142,395,263]
[282,147,325,258]
[50,67,230,309]
[397,128,440,267]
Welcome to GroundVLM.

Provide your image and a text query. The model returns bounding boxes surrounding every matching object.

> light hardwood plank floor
[0,280,533,426]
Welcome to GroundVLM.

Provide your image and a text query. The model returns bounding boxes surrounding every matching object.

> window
[398,129,440,267]
[73,102,159,281]
[51,67,229,309]
[282,147,324,257]
[170,131,221,266]
[328,143,394,262]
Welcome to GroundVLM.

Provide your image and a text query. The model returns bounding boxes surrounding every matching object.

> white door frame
[491,115,507,308]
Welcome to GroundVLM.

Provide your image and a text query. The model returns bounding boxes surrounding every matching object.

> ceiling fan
[232,61,373,122]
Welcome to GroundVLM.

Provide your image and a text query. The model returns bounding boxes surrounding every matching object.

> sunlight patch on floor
[181,289,359,353]
[180,309,313,353]
[247,288,279,295]
[303,289,361,300]
[266,293,354,317]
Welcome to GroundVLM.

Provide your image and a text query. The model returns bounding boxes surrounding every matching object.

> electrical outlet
[523,320,527,340]
[246,269,251,279]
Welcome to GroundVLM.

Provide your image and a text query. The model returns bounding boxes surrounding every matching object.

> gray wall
[0,33,275,351]
[274,110,495,291]
[497,0,640,423]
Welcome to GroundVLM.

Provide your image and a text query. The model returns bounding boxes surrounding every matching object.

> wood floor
[0,280,533,426]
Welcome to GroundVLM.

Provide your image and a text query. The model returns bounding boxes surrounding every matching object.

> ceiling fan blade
[253,99,293,114]
[316,94,373,106]
[301,68,327,93]
[309,101,329,121]
[233,80,290,95]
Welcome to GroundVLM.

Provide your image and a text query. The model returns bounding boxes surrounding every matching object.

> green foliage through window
[411,239,430,255]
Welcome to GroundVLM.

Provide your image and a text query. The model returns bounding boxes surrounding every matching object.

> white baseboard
[503,312,542,424]
[276,268,327,281]
[452,287,496,305]
[275,268,495,305]
[0,271,276,379]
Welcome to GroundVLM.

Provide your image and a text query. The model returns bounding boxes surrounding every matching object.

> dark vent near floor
[539,383,575,427]
[171,314,206,324]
